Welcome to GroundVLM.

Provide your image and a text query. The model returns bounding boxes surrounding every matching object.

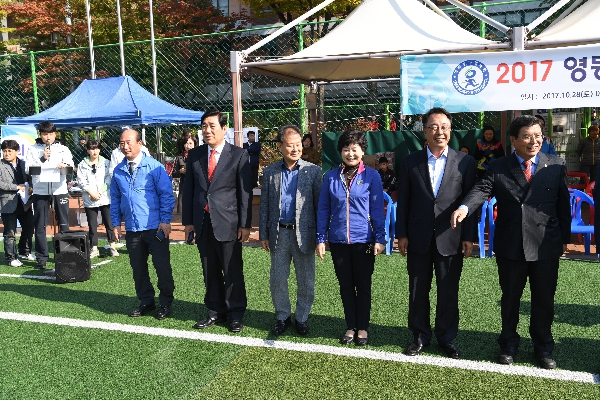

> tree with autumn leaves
[2,0,251,52]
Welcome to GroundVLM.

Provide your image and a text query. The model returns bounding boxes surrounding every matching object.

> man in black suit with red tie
[396,107,477,360]
[182,110,253,333]
[452,115,570,369]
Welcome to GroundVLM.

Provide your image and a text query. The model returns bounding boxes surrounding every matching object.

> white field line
[0,311,598,385]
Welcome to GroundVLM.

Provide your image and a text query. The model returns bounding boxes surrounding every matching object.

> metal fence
[0,0,585,164]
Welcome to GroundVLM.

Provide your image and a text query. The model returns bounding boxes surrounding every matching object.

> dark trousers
[197,212,247,320]
[125,230,175,307]
[581,164,597,182]
[84,205,116,246]
[176,176,185,213]
[32,193,69,261]
[496,256,558,354]
[329,242,375,331]
[406,238,463,345]
[1,200,34,261]
[251,166,259,188]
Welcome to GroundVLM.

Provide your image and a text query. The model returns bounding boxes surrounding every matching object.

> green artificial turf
[1,243,599,398]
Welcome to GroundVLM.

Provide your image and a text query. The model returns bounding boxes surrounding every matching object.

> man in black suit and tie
[183,110,253,333]
[396,107,477,359]
[452,115,570,369]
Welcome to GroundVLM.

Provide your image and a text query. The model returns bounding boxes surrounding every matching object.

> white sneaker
[89,248,100,258]
[109,248,120,257]
[10,259,23,267]
[19,253,36,261]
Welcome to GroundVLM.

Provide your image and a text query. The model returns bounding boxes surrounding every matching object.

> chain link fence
[0,0,587,166]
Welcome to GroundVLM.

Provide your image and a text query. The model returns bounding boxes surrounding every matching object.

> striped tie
[522,159,532,184]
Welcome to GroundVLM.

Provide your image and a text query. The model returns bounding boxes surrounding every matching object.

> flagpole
[149,0,157,96]
[85,0,96,78]
[116,0,126,75]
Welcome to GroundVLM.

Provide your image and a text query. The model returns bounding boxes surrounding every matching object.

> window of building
[212,0,229,16]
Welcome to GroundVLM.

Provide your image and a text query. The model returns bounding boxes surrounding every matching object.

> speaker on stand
[54,231,91,284]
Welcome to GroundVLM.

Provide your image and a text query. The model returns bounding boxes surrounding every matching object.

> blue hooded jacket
[110,153,174,232]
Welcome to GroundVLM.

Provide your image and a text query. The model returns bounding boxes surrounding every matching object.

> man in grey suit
[0,140,34,267]
[452,115,570,369]
[259,125,322,336]
[183,110,253,333]
[396,107,477,359]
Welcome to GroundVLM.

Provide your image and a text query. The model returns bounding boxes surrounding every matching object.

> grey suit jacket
[259,159,322,254]
[0,158,28,214]
[182,142,253,242]
[396,147,477,256]
[462,152,570,261]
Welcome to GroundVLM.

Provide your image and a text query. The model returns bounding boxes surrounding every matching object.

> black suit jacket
[396,147,477,256]
[182,142,252,242]
[462,152,570,261]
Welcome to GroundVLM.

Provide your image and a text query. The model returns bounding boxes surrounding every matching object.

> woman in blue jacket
[316,130,386,346]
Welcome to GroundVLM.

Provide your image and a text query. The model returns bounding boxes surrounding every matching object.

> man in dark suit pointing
[452,115,570,369]
[396,107,477,359]
[183,110,253,333]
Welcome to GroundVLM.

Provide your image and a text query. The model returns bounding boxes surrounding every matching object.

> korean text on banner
[400,43,600,115]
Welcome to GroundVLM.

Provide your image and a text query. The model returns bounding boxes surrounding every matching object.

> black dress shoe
[192,316,226,329]
[43,269,56,276]
[129,304,156,317]
[295,319,309,336]
[229,320,244,333]
[272,317,291,336]
[405,342,429,356]
[339,329,356,345]
[441,342,460,359]
[156,305,172,320]
[497,347,517,365]
[536,352,557,370]
[355,335,369,346]
[35,260,46,270]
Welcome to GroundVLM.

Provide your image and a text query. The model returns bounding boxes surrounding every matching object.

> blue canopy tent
[5,76,204,129]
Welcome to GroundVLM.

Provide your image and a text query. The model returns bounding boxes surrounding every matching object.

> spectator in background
[76,139,119,258]
[301,134,320,165]
[110,129,175,320]
[459,146,470,155]
[244,131,261,188]
[317,130,386,346]
[25,121,74,271]
[591,109,599,126]
[535,115,557,156]
[73,136,88,170]
[377,156,397,195]
[474,125,505,179]
[577,125,600,182]
[172,133,198,214]
[0,139,34,267]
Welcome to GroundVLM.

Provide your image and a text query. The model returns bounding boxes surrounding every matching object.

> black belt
[279,222,296,230]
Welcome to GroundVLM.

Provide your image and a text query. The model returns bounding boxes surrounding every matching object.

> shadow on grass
[518,301,600,327]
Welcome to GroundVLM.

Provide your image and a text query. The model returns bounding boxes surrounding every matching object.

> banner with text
[401,43,600,115]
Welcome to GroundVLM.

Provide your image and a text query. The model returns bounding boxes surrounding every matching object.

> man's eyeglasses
[92,164,96,174]
[518,134,543,142]
[426,125,451,132]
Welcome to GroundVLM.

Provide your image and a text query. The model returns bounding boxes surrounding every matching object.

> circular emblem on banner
[452,60,489,95]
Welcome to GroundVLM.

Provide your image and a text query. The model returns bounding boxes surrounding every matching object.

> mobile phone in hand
[187,230,195,245]
[156,229,166,241]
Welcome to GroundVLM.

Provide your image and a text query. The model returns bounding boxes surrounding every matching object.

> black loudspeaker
[54,231,91,284]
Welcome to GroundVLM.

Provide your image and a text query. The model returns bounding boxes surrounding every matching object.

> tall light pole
[116,0,126,75]
[85,0,96,79]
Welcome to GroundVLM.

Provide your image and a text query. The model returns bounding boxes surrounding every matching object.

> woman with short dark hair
[316,130,386,346]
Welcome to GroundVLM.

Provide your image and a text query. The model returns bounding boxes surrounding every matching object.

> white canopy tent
[242,0,507,83]
[530,0,600,47]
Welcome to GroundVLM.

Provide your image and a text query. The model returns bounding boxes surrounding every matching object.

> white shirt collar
[128,152,144,168]
[208,141,226,155]
[426,145,449,159]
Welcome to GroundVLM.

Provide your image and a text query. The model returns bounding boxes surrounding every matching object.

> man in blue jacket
[111,129,175,320]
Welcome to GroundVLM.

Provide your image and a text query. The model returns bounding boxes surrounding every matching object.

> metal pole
[149,0,158,95]
[298,23,306,133]
[85,0,96,78]
[231,51,244,147]
[116,0,126,76]
[29,52,39,114]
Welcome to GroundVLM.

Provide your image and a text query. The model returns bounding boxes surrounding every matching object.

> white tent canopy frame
[229,0,598,145]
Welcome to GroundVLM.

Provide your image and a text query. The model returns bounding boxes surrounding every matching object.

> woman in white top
[77,139,119,258]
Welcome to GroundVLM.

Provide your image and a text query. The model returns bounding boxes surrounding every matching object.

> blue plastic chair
[382,191,394,255]
[477,199,489,258]
[487,197,497,258]
[570,189,594,255]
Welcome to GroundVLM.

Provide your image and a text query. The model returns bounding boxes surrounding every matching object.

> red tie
[523,159,532,184]
[205,149,217,212]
